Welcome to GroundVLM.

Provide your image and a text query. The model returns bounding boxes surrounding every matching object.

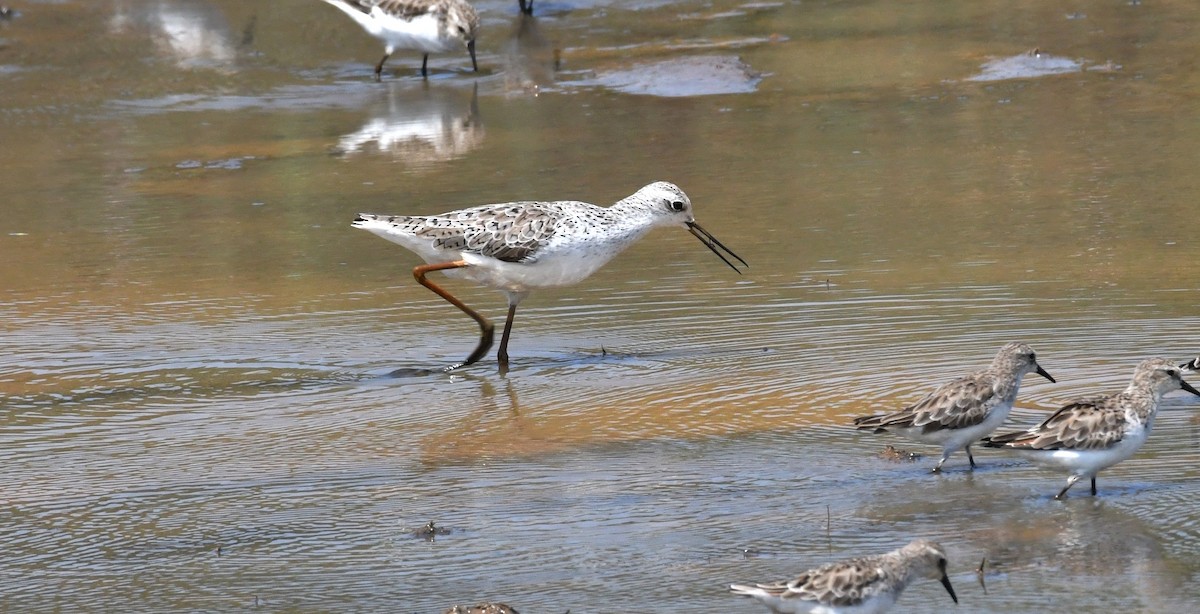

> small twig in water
[976,557,988,594]
[826,504,832,553]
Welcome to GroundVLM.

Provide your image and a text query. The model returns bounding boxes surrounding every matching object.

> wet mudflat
[2,0,1200,611]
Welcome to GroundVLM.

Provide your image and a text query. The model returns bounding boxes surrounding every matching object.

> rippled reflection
[108,0,238,70]
[335,84,485,166]
[4,0,1200,611]
[499,13,558,93]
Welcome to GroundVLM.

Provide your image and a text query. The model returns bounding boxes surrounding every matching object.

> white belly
[1011,427,1149,477]
[460,247,616,292]
[371,11,456,53]
[893,400,1014,454]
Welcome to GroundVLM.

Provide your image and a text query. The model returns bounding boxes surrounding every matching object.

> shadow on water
[380,345,677,379]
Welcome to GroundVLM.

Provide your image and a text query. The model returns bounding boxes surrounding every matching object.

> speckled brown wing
[373,0,441,19]
[784,558,888,606]
[400,203,563,263]
[859,375,997,433]
[989,396,1127,450]
[906,377,999,433]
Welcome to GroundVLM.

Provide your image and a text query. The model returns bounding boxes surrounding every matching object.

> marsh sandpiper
[352,181,746,370]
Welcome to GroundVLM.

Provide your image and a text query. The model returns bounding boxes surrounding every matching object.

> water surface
[2,0,1200,611]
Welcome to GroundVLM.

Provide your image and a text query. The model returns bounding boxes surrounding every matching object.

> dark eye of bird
[670,201,685,211]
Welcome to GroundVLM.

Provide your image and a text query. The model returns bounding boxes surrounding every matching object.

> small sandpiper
[853,342,1055,472]
[729,539,958,614]
[981,357,1200,499]
[317,0,480,80]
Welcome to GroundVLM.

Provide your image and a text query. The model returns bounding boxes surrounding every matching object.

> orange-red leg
[413,261,494,370]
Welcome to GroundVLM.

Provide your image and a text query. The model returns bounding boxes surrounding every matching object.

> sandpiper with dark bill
[729,539,958,614]
[317,0,479,80]
[981,358,1200,499]
[853,342,1055,472]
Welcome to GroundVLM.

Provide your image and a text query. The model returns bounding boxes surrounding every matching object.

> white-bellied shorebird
[729,539,957,614]
[317,0,479,80]
[981,357,1200,499]
[853,342,1055,472]
[353,181,746,370]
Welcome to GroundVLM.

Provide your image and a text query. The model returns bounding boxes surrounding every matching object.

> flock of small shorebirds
[315,2,1200,612]
[425,348,1199,614]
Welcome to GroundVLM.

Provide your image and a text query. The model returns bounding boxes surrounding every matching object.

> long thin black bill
[687,221,748,274]
[940,573,958,604]
[1036,365,1056,383]
[467,39,478,72]
[1181,378,1200,398]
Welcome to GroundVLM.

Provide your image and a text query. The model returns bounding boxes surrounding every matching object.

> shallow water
[2,0,1200,611]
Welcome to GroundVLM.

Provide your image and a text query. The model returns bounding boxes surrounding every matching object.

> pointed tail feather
[853,414,888,433]
[729,583,781,598]
[352,213,392,230]
[978,430,1025,448]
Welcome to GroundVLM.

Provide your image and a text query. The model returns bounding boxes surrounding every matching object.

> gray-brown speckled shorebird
[317,0,479,80]
[853,342,1055,472]
[730,539,957,613]
[982,358,1200,499]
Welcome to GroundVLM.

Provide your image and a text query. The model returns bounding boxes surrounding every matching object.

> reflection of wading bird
[981,358,1200,499]
[317,0,479,80]
[335,85,484,162]
[853,342,1055,472]
[352,182,746,370]
[517,0,533,15]
[729,539,957,614]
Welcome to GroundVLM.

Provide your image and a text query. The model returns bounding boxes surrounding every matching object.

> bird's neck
[1121,387,1159,422]
[606,200,666,233]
